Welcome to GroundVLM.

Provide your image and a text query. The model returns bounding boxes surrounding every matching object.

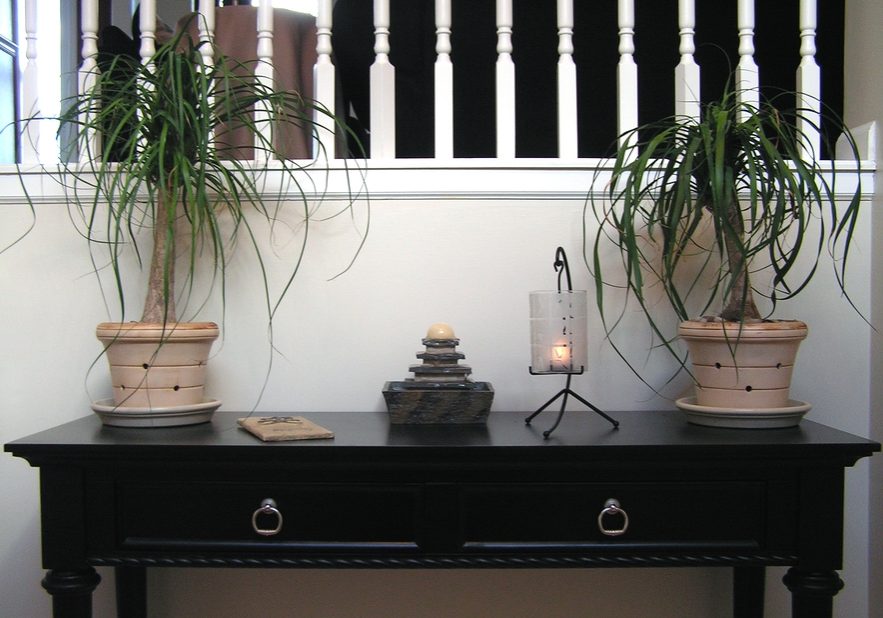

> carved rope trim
[92,552,799,569]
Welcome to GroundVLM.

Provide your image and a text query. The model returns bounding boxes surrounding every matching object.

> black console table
[5,410,878,618]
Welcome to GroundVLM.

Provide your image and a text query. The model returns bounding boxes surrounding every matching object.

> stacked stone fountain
[383,323,494,424]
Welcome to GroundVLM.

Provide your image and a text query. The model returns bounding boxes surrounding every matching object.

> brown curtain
[179,6,318,159]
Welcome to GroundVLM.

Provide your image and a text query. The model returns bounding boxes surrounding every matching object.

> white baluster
[496,0,515,158]
[557,0,577,159]
[255,1,274,162]
[674,0,700,120]
[197,0,216,70]
[19,0,39,163]
[196,1,216,154]
[370,0,396,159]
[314,0,337,156]
[434,0,454,159]
[796,0,821,158]
[736,0,759,113]
[79,0,99,163]
[617,0,638,148]
[139,0,157,64]
[256,2,274,86]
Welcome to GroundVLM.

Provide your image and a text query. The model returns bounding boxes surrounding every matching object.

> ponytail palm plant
[55,25,360,326]
[18,22,364,418]
[587,87,863,399]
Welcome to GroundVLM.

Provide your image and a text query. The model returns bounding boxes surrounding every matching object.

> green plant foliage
[586,87,863,381]
[37,20,364,326]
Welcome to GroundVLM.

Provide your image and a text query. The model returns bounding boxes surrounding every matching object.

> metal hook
[554,246,573,292]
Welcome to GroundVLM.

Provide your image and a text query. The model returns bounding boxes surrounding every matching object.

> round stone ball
[426,322,455,340]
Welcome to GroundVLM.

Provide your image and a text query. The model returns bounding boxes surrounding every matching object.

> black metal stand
[525,373,619,438]
[526,247,619,438]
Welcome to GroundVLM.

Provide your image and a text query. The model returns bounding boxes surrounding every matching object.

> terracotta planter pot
[678,320,808,409]
[96,322,220,409]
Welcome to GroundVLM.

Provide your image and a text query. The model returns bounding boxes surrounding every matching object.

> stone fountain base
[383,381,494,424]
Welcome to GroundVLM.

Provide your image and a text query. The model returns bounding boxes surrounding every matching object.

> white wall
[844,0,883,613]
[0,173,876,616]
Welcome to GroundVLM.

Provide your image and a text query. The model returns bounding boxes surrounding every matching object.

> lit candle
[551,341,571,371]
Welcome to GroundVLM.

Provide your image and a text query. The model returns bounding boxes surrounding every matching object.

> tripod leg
[568,390,620,428]
[540,375,573,438]
[525,388,567,424]
[542,387,571,438]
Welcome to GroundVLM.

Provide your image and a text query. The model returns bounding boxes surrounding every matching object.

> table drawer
[117,482,422,550]
[459,482,767,548]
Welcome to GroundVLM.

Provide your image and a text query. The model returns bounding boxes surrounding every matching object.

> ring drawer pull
[597,498,629,537]
[252,498,283,536]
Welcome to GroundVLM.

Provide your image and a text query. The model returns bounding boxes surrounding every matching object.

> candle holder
[526,247,619,438]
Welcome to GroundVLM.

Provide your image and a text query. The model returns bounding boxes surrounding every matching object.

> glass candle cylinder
[529,290,588,373]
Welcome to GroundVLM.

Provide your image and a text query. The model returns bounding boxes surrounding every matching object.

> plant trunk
[141,191,177,324]
[719,200,761,322]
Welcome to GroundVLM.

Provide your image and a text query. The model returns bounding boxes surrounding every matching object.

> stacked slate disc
[408,325,472,386]
[382,323,494,424]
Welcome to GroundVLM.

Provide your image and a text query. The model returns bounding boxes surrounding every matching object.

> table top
[5,410,879,467]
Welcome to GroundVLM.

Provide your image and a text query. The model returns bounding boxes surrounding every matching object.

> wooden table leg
[783,568,844,618]
[115,566,147,618]
[733,566,765,618]
[41,568,101,618]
